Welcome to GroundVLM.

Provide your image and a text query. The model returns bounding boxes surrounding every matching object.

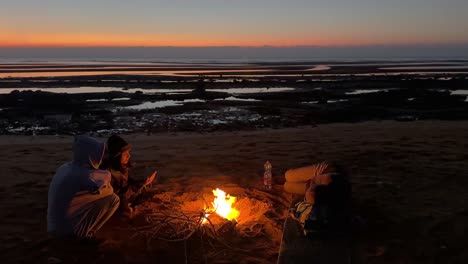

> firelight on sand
[205,188,240,222]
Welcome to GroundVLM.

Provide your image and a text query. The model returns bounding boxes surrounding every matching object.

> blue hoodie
[47,135,114,236]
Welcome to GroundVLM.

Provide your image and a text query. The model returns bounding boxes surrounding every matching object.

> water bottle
[264,161,272,191]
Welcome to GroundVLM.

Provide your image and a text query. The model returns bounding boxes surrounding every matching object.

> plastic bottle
[264,161,272,191]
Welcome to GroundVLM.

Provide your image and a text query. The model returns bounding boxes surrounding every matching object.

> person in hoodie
[100,135,156,217]
[47,136,120,239]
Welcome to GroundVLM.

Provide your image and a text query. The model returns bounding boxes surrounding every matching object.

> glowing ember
[206,188,240,221]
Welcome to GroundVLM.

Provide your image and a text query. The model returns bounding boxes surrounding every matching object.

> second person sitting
[100,135,157,217]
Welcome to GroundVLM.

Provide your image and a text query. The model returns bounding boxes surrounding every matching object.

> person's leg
[72,194,120,238]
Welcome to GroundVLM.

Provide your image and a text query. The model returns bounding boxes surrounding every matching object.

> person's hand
[122,205,134,218]
[144,170,157,187]
[123,206,139,219]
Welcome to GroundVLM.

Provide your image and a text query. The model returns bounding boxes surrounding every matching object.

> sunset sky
[2,0,468,47]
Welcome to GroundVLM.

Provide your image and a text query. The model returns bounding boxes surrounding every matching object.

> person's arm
[82,170,113,196]
[118,186,133,216]
[128,176,145,192]
[305,183,317,205]
[128,170,157,192]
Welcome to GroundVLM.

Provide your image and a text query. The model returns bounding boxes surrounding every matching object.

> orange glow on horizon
[1,32,465,48]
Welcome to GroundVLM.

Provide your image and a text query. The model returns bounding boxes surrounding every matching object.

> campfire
[130,183,280,264]
[204,188,240,223]
[133,187,242,247]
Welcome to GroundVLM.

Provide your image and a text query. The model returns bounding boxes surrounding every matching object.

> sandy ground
[1,121,467,263]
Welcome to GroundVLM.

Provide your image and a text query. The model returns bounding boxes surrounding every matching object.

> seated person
[47,136,119,239]
[100,135,156,217]
[286,162,350,230]
[285,161,336,201]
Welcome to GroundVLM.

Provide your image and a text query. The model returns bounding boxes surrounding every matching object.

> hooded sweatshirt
[47,135,114,236]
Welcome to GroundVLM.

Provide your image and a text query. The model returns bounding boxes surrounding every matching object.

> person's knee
[109,193,120,209]
[98,193,120,212]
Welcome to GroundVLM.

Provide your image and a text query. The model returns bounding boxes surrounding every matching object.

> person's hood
[72,135,106,169]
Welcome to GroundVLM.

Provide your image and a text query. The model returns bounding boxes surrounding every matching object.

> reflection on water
[380,66,468,70]
[328,99,349,103]
[86,99,107,102]
[2,60,468,78]
[125,99,205,110]
[0,87,120,94]
[346,89,388,95]
[6,125,51,134]
[184,72,468,78]
[0,86,295,95]
[210,119,229,124]
[122,88,193,94]
[0,87,193,94]
[214,96,261,102]
[213,79,235,83]
[0,68,273,78]
[0,71,156,78]
[299,99,348,104]
[2,70,468,78]
[308,65,331,71]
[171,107,262,125]
[450,90,468,95]
[0,62,251,68]
[84,97,132,102]
[207,87,295,94]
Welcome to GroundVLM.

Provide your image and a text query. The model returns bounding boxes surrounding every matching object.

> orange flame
[205,188,239,222]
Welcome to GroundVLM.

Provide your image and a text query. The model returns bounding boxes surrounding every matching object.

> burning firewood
[217,219,238,238]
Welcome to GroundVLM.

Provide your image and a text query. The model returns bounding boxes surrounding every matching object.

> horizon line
[2,43,468,49]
